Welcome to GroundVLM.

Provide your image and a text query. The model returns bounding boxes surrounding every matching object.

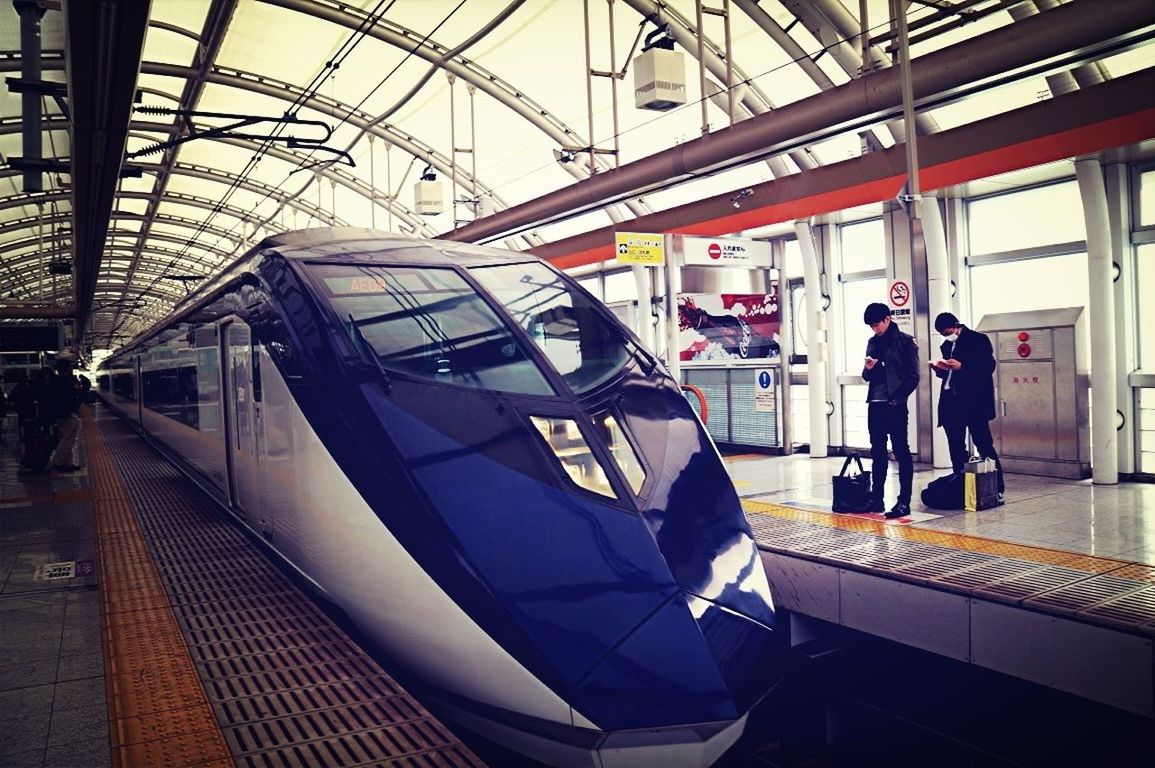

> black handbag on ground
[832,453,871,513]
[921,471,965,510]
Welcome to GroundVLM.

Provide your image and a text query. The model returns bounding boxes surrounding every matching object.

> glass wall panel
[783,239,803,279]
[968,181,1085,255]
[577,275,601,300]
[603,270,637,304]
[839,219,886,272]
[969,253,1089,321]
[1139,388,1155,476]
[1139,244,1155,368]
[1139,170,1155,228]
[841,278,887,373]
[790,284,808,355]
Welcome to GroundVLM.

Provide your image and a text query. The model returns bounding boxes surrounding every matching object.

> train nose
[570,579,779,733]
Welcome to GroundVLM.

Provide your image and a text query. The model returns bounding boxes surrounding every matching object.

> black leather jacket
[862,322,920,404]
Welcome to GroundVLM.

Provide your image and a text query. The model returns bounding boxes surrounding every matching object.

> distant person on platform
[43,357,82,473]
[862,303,920,519]
[931,312,1005,504]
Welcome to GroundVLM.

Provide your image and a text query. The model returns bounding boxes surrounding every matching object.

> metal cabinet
[977,308,1090,479]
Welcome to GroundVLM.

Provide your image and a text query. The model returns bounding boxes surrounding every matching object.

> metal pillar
[664,241,683,382]
[632,266,654,351]
[1076,156,1119,484]
[1105,160,1136,476]
[14,0,45,192]
[795,220,829,458]
[922,196,952,467]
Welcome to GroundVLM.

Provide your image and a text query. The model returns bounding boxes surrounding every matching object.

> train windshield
[313,264,554,395]
[471,263,632,394]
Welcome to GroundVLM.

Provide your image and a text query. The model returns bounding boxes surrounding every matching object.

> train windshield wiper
[348,314,392,388]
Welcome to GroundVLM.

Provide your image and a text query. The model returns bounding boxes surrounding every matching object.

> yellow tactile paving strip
[83,410,233,768]
[741,499,1133,573]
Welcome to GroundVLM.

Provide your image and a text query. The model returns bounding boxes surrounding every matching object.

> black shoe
[885,502,911,519]
[996,492,1005,506]
[52,464,81,473]
[866,498,885,513]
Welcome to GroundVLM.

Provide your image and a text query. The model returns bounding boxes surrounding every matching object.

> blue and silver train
[98,229,780,767]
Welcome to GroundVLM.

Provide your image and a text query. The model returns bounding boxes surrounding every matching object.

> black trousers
[867,401,913,505]
[940,390,1005,493]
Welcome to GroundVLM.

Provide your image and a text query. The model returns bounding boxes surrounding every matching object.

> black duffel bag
[832,453,871,513]
[921,471,965,510]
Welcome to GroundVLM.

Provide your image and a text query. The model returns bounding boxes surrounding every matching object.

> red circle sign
[708,243,722,260]
[889,281,910,307]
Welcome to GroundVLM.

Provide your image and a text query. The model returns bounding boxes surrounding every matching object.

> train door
[224,322,266,525]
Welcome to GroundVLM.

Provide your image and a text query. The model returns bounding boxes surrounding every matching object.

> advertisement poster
[678,291,780,361]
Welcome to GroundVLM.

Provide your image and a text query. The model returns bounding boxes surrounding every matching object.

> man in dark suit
[931,312,1004,503]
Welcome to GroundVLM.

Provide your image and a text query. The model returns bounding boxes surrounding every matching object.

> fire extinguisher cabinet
[976,307,1091,480]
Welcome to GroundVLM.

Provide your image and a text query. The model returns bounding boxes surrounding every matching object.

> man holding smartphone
[931,312,1005,504]
[861,303,920,518]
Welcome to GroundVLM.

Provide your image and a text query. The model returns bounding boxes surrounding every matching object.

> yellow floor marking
[83,410,233,768]
[722,453,770,463]
[742,498,1134,572]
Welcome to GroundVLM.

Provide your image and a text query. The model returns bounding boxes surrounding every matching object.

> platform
[0,405,485,768]
[4,408,1154,767]
[727,452,1155,718]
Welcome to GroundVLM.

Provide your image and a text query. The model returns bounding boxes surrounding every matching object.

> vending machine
[975,307,1091,479]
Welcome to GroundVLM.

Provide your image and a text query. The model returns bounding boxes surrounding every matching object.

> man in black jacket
[861,303,920,518]
[932,312,1004,502]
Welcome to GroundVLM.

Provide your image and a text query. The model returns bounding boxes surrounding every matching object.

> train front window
[530,416,615,498]
[313,265,553,395]
[471,263,632,394]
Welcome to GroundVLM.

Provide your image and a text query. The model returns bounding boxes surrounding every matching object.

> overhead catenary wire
[111,0,398,342]
[462,1,948,196]
[113,0,983,345]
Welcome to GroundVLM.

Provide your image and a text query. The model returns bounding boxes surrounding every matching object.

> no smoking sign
[889,280,910,307]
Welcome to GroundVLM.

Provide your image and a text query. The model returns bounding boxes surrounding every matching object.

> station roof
[1,0,1153,354]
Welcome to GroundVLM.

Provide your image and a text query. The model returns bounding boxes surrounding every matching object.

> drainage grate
[892,549,992,582]
[1079,586,1155,633]
[1025,575,1155,618]
[99,419,485,767]
[972,565,1095,604]
[930,557,1050,592]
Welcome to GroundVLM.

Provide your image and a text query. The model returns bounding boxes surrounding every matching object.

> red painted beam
[538,69,1155,270]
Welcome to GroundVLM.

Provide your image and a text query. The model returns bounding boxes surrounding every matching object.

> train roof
[102,229,541,360]
[256,228,537,268]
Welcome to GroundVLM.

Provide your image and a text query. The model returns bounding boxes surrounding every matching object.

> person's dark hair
[934,312,960,333]
[863,302,891,325]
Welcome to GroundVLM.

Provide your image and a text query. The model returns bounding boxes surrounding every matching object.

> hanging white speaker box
[634,48,687,111]
[414,178,443,215]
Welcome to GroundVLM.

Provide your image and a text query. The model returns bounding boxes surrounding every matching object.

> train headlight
[530,415,616,498]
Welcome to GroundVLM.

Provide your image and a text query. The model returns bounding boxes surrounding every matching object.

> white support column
[1105,161,1136,476]
[795,219,829,457]
[632,265,654,351]
[664,239,682,383]
[1076,156,1118,484]
[922,196,953,468]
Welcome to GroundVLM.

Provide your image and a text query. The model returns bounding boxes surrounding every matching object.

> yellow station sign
[614,232,665,265]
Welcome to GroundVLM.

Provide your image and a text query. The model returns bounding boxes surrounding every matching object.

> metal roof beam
[113,0,239,340]
[446,0,1155,244]
[66,0,152,346]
